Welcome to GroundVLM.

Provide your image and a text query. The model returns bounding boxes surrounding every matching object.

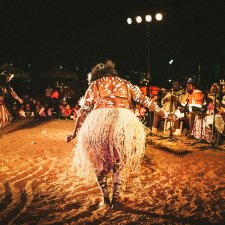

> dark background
[0,0,224,90]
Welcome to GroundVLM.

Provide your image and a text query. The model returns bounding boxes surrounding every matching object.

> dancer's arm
[128,83,167,118]
[10,87,23,104]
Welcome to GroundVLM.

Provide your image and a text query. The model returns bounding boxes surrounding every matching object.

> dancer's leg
[96,171,110,205]
[111,160,123,208]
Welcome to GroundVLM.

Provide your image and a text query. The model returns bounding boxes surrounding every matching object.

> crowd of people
[1,61,225,209]
[0,71,80,128]
[141,77,225,145]
[1,69,225,146]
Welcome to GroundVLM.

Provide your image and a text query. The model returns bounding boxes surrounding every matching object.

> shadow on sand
[0,118,52,136]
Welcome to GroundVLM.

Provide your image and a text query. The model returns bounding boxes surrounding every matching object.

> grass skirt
[73,108,146,184]
[0,104,12,128]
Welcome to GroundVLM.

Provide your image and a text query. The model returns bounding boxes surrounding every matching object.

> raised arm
[67,83,95,142]
[128,83,167,118]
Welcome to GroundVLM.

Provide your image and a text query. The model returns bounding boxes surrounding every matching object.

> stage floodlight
[155,13,163,21]
[136,16,142,23]
[145,15,152,22]
[127,18,132,25]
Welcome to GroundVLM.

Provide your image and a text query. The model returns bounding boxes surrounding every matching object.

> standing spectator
[51,87,60,114]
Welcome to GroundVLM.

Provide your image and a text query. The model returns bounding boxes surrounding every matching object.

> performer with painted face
[67,60,167,209]
[0,71,23,128]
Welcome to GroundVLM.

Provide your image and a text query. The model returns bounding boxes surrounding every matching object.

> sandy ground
[0,119,225,225]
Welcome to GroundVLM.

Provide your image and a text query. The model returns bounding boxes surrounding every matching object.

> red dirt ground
[0,119,225,224]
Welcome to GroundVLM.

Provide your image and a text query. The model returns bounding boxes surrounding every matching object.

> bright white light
[169,59,174,64]
[155,13,163,21]
[127,18,132,25]
[168,79,171,82]
[145,15,152,22]
[136,16,142,23]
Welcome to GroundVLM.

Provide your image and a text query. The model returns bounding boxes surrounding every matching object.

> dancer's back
[91,76,131,109]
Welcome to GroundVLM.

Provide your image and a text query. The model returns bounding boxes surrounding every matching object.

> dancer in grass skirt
[67,60,167,208]
[0,71,23,128]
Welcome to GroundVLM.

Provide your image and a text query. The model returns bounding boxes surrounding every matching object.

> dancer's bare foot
[98,196,110,209]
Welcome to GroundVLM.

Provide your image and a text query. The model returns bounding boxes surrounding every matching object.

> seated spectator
[11,102,19,120]
[28,98,36,113]
[25,103,35,118]
[35,99,43,117]
[39,103,52,118]
[71,103,80,120]
[18,104,26,119]
[63,104,73,120]
[59,99,67,118]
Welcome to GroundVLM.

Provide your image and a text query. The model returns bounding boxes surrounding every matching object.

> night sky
[0,0,225,85]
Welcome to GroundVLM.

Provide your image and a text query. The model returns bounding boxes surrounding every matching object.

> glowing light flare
[127,18,132,24]
[136,16,142,23]
[169,59,174,65]
[145,15,152,22]
[155,13,163,21]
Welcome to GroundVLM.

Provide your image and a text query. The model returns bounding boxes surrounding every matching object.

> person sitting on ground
[63,104,73,120]
[18,104,26,119]
[34,99,43,118]
[24,103,35,119]
[39,103,52,118]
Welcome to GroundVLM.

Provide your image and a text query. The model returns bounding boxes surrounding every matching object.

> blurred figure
[45,84,53,104]
[0,71,23,128]
[63,104,73,120]
[18,104,26,119]
[24,103,35,118]
[39,103,52,118]
[51,87,60,114]
[35,99,43,118]
[11,102,19,120]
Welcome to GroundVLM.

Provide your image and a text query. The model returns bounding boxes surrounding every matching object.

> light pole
[169,59,174,83]
[127,12,163,95]
[127,13,164,129]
